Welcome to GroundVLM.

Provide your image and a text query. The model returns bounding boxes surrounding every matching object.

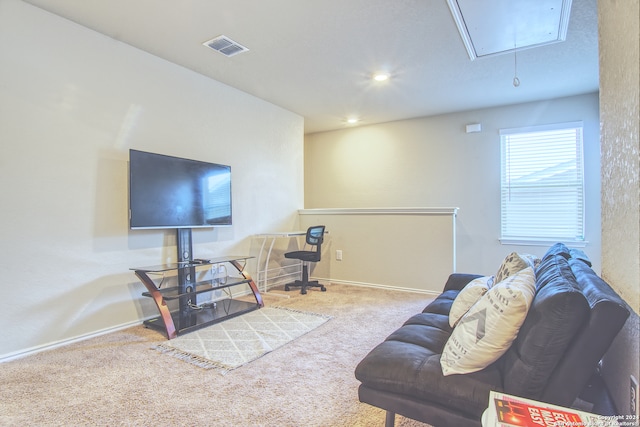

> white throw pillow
[494,252,540,284]
[449,276,494,328]
[441,267,536,376]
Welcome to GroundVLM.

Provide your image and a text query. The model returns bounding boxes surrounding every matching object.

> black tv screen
[129,149,232,229]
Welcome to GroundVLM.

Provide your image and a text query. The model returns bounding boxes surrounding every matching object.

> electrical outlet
[217,264,227,277]
[631,375,638,416]
[336,249,343,261]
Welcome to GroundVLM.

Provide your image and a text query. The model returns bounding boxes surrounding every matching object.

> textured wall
[598,0,640,417]
[599,0,640,313]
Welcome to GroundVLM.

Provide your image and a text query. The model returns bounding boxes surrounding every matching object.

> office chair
[284,225,326,294]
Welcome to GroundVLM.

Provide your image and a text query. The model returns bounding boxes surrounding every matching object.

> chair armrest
[442,273,483,292]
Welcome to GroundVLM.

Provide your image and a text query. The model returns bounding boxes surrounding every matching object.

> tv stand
[132,256,264,339]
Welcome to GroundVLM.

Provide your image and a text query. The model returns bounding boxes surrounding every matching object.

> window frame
[499,121,586,247]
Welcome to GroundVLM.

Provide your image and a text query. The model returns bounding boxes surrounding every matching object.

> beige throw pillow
[494,252,540,284]
[449,276,494,328]
[441,267,536,376]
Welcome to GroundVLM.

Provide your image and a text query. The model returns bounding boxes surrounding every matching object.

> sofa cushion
[354,310,504,419]
[540,258,630,405]
[569,248,592,266]
[500,255,590,399]
[441,267,536,376]
[448,276,493,328]
[422,289,458,315]
[391,312,453,351]
[443,273,484,292]
[542,242,571,260]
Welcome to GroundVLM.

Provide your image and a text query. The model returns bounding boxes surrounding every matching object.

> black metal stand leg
[385,411,395,427]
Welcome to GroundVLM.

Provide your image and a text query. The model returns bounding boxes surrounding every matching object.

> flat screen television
[129,149,232,229]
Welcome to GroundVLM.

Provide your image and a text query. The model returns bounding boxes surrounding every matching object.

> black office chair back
[305,225,325,261]
[307,225,325,246]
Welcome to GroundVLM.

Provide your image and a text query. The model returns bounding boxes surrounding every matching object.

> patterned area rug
[155,307,330,373]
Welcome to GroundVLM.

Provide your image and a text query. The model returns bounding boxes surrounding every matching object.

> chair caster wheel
[301,288,307,295]
[321,286,326,292]
[284,285,290,291]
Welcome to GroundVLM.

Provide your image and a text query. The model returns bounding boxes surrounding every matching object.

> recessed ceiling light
[373,73,390,82]
[347,117,360,124]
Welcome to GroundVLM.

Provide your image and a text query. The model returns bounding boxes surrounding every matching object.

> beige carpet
[156,307,331,372]
[0,284,434,427]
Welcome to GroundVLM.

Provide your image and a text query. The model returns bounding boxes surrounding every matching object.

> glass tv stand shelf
[131,256,264,339]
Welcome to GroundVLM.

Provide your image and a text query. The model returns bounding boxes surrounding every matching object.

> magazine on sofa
[482,391,622,427]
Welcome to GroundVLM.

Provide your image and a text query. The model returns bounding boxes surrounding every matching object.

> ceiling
[22,0,599,134]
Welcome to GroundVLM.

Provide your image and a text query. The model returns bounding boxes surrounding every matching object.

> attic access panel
[447,0,572,60]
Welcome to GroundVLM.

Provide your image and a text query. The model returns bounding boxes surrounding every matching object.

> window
[500,122,585,244]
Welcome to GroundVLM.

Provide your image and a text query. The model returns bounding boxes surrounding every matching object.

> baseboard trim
[0,319,144,363]
[320,277,441,297]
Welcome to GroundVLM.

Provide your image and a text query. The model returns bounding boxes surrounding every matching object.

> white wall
[305,93,601,277]
[0,0,303,360]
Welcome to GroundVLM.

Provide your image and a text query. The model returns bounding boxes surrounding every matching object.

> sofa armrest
[442,273,483,292]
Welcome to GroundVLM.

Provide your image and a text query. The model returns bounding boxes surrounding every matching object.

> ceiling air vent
[203,35,249,57]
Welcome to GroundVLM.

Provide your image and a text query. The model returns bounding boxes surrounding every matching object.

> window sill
[499,238,588,248]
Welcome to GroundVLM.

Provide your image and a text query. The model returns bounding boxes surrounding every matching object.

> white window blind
[500,122,585,244]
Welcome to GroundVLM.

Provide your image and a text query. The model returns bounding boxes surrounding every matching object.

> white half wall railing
[298,207,459,294]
